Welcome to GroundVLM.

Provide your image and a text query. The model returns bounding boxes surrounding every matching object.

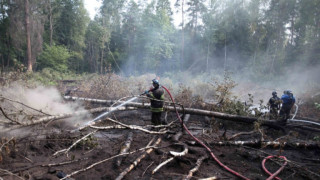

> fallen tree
[63,96,258,123]
[64,96,320,132]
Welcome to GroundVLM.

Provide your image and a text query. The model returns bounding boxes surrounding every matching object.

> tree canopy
[0,0,319,80]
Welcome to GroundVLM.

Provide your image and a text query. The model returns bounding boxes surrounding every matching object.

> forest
[0,0,320,180]
[0,0,319,78]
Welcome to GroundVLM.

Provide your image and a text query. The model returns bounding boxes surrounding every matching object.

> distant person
[279,90,295,125]
[144,79,165,126]
[268,91,281,119]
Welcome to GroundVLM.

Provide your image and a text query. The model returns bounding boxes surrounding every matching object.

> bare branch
[0,106,22,125]
[0,96,51,116]
[0,137,14,152]
[185,155,208,180]
[115,132,133,167]
[61,138,161,180]
[101,117,167,134]
[53,130,98,157]
[152,143,188,174]
[0,168,24,180]
[115,138,162,180]
[41,157,88,167]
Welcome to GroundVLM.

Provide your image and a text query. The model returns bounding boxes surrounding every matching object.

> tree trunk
[180,0,184,70]
[115,132,133,167]
[224,33,227,72]
[25,0,32,72]
[63,96,258,123]
[206,42,209,72]
[100,46,104,74]
[63,96,320,133]
[49,0,53,46]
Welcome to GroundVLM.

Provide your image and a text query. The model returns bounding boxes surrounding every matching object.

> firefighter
[268,91,281,119]
[144,79,165,125]
[279,90,295,125]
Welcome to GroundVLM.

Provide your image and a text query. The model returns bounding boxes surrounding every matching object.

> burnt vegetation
[0,72,319,180]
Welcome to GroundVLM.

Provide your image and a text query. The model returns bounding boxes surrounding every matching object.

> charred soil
[1,108,320,180]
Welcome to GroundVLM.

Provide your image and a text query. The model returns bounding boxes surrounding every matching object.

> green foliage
[37,44,71,72]
[315,103,320,110]
[1,0,320,77]
[29,68,81,86]
[75,135,98,150]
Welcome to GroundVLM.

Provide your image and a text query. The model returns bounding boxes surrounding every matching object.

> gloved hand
[144,90,149,94]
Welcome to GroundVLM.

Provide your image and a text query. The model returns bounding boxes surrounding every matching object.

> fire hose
[161,85,250,180]
[288,104,320,126]
[262,156,287,180]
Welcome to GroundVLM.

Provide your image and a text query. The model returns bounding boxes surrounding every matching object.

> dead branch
[64,96,258,122]
[41,157,88,167]
[228,130,256,140]
[152,143,188,174]
[185,155,208,180]
[143,120,175,128]
[89,125,126,130]
[0,168,24,180]
[115,132,133,167]
[198,177,218,180]
[115,137,162,180]
[142,162,154,177]
[53,130,98,157]
[152,157,174,174]
[64,96,320,132]
[0,96,51,116]
[103,117,168,134]
[61,138,161,180]
[0,107,22,125]
[0,137,14,152]
[25,106,135,126]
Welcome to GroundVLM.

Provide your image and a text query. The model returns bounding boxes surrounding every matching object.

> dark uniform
[268,93,281,119]
[279,91,295,125]
[146,86,165,125]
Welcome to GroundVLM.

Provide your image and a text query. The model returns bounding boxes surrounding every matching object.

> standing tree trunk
[206,42,210,72]
[181,0,184,71]
[100,45,104,74]
[49,0,53,46]
[224,33,227,72]
[25,0,32,72]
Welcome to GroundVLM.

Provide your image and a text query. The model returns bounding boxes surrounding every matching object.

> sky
[83,0,181,27]
[84,0,102,20]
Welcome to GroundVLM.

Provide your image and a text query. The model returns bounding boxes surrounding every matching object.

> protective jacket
[147,86,164,112]
[281,94,295,107]
[268,96,281,109]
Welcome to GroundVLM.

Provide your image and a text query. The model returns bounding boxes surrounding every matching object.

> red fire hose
[262,156,287,180]
[161,85,250,180]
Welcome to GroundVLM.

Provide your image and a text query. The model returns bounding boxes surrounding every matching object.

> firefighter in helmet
[279,90,295,125]
[267,91,281,119]
[144,79,165,125]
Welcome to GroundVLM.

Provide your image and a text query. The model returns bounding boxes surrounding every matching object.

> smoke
[0,83,90,136]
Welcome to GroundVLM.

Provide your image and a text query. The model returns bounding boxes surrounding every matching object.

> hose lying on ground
[161,85,250,180]
[288,104,320,127]
[262,156,287,180]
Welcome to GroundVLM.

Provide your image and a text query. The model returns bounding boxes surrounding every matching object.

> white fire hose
[288,104,320,126]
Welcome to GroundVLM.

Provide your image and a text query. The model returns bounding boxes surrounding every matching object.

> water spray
[73,96,138,132]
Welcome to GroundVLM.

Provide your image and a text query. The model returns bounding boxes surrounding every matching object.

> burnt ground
[1,107,320,180]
